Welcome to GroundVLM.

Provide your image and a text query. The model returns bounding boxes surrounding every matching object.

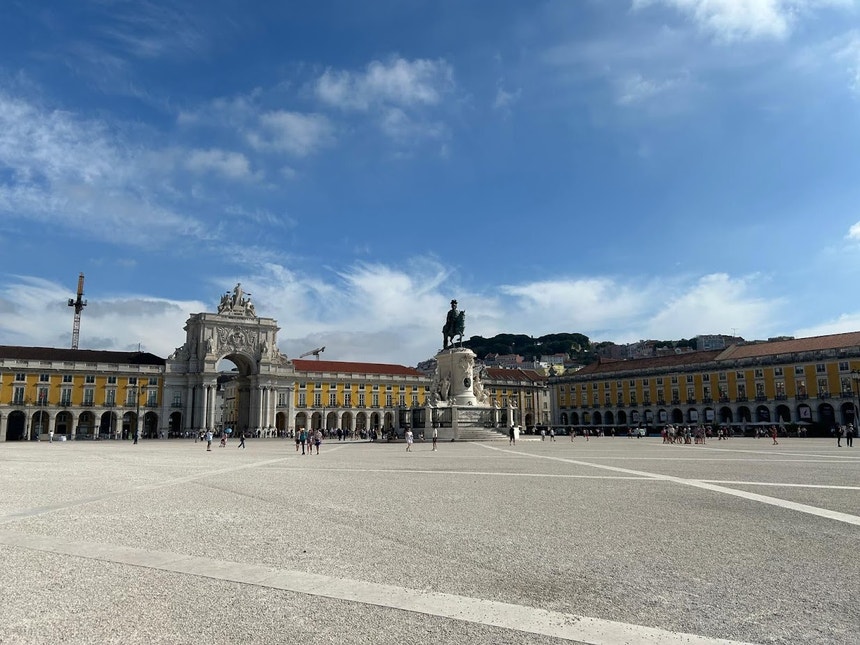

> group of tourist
[834,424,855,447]
[661,424,729,444]
[293,428,323,455]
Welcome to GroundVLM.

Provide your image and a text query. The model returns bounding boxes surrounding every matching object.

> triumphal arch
[163,284,295,436]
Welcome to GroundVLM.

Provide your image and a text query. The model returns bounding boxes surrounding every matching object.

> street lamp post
[25,398,32,441]
[851,370,860,427]
[133,384,142,444]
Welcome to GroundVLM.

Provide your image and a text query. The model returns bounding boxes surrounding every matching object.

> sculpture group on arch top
[168,283,288,368]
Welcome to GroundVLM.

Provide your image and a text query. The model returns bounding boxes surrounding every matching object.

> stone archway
[341,411,354,433]
[5,411,25,441]
[163,284,296,436]
[98,411,118,439]
[169,411,183,437]
[55,411,73,436]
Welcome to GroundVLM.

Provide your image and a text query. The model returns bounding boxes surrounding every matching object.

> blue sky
[1,0,860,366]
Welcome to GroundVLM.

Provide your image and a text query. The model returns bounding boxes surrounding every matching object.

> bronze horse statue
[443,309,466,349]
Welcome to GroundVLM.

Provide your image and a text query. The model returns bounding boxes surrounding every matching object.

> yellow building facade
[551,331,860,433]
[0,347,165,441]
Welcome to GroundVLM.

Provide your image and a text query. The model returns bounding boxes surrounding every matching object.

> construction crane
[67,273,87,350]
[299,346,325,360]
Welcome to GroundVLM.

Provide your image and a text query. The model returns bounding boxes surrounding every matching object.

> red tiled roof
[0,345,165,365]
[291,359,424,377]
[485,367,547,384]
[716,331,860,360]
[573,350,723,377]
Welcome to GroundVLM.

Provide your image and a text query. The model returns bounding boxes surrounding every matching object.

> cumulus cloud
[848,220,860,241]
[635,273,781,340]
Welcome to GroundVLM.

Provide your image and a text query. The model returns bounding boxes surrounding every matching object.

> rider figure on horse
[442,299,465,349]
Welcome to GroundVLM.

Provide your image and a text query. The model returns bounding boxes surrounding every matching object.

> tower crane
[299,346,325,360]
[67,273,87,350]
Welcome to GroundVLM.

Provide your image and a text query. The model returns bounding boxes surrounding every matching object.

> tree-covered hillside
[463,332,591,362]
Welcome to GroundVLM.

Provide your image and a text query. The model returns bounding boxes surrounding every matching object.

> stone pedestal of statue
[431,347,499,440]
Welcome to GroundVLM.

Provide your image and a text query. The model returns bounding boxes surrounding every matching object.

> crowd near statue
[442,299,466,349]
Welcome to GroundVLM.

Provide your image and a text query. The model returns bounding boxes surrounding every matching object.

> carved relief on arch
[217,325,259,353]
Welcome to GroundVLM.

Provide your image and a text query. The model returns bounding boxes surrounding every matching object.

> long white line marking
[476,444,860,527]
[694,445,859,460]
[698,480,860,490]
[280,466,653,480]
[0,530,752,645]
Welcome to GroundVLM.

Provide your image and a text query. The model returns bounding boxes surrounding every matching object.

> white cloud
[633,0,851,42]
[0,267,792,366]
[0,276,205,353]
[616,72,685,105]
[184,148,252,179]
[379,108,447,143]
[315,57,454,111]
[635,273,781,340]
[0,91,211,245]
[830,30,860,93]
[493,81,522,112]
[248,111,335,156]
[794,311,860,338]
[848,219,860,241]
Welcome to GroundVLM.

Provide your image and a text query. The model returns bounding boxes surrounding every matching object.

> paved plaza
[0,435,857,644]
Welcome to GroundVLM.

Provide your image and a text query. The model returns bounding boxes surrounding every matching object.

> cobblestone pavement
[0,436,857,644]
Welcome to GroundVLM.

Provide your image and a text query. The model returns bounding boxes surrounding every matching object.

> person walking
[432,426,438,451]
[299,428,307,455]
[771,425,779,445]
[509,425,516,445]
[836,425,844,447]
[295,429,301,452]
[405,428,414,452]
[48,428,54,443]
[549,427,556,442]
[846,424,855,448]
[237,430,246,449]
[205,429,213,451]
[313,429,322,454]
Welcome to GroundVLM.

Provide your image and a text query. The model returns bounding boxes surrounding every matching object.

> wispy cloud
[314,56,456,145]
[184,148,254,179]
[315,57,454,110]
[0,91,211,244]
[493,80,522,113]
[0,265,813,366]
[633,0,852,42]
[248,111,335,156]
[616,72,688,105]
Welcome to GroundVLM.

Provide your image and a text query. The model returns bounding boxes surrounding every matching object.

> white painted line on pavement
[0,530,753,645]
[477,444,860,527]
[281,466,655,480]
[695,445,859,460]
[698,480,860,490]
